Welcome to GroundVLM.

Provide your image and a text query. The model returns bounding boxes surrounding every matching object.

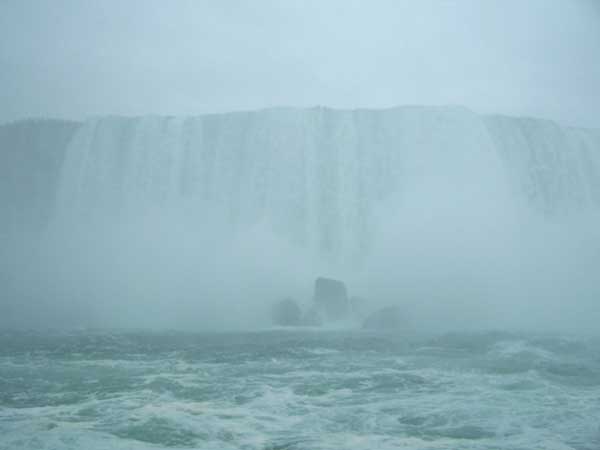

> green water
[1,330,599,449]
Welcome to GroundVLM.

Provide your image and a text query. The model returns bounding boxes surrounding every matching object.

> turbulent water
[1,330,599,450]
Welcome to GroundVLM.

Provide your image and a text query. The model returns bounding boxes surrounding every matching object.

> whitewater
[3,106,600,259]
[2,106,599,331]
[1,330,599,450]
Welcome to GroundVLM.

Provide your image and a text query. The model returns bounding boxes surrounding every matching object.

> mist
[2,110,599,333]
[1,0,600,128]
[11,204,597,334]
[2,3,600,449]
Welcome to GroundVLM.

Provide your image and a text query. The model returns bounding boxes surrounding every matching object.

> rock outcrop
[313,277,349,321]
[271,298,302,326]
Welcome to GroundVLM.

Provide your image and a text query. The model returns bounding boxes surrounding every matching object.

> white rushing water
[51,106,600,260]
[1,106,599,330]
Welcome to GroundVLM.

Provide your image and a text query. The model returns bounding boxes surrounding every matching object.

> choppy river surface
[1,330,599,449]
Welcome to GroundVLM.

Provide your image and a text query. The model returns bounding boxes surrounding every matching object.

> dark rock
[363,306,404,330]
[313,277,349,321]
[271,298,302,326]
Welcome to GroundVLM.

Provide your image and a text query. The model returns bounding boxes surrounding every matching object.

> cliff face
[1,107,599,257]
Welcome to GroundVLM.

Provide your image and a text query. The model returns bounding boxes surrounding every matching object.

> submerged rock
[313,277,349,321]
[271,298,302,326]
[363,306,404,330]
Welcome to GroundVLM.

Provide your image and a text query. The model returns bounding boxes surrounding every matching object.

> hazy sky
[1,0,599,127]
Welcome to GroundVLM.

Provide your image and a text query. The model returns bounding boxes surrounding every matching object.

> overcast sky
[1,0,599,127]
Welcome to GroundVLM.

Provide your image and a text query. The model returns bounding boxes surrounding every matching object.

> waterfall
[2,107,599,260]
